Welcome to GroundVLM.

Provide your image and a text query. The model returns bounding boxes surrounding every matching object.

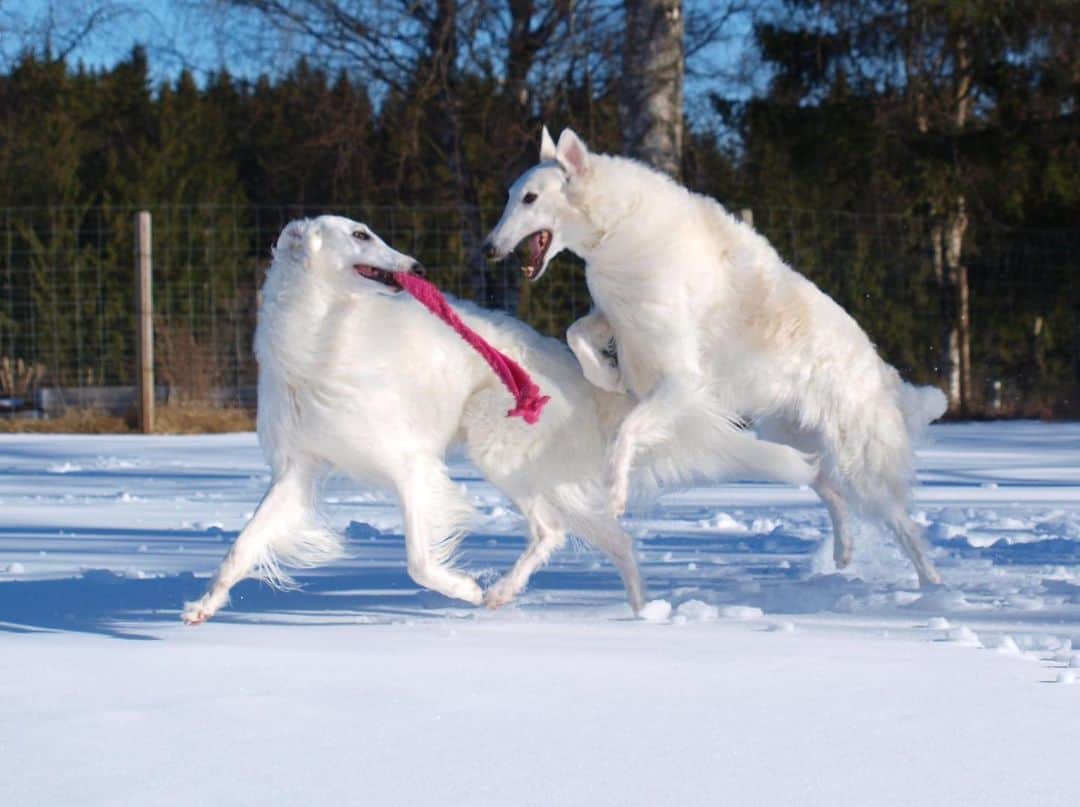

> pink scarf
[396,273,550,424]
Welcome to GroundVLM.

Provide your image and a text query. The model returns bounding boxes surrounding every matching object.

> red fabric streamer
[396,273,550,424]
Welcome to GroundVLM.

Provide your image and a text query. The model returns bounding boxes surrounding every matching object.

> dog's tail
[899,382,948,442]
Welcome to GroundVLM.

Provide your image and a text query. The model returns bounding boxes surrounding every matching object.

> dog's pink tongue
[396,272,550,424]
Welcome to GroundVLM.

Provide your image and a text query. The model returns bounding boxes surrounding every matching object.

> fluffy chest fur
[255,277,486,479]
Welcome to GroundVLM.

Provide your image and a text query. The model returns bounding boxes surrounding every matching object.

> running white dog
[183,215,645,624]
[482,128,947,586]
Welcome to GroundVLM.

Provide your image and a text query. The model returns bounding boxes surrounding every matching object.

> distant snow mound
[675,599,718,622]
[639,599,672,622]
[906,588,974,613]
[945,625,982,647]
[719,605,764,620]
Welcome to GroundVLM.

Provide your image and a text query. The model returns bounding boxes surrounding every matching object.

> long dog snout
[481,240,498,260]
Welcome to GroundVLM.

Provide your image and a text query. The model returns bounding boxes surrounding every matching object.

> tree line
[0,0,1077,415]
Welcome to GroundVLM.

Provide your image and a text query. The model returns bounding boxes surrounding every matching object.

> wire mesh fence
[751,208,1080,414]
[1,203,1077,420]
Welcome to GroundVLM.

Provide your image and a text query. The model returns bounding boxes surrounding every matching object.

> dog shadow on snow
[3,516,1079,641]
[0,520,644,640]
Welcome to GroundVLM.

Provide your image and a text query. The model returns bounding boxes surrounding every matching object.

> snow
[674,598,719,622]
[639,598,673,622]
[1,421,1079,805]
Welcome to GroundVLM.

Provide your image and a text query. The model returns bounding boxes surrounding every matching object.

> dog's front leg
[182,462,313,624]
[606,375,699,518]
[567,309,625,394]
[396,459,484,605]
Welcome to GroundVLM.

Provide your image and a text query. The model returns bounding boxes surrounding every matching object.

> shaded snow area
[2,422,1079,806]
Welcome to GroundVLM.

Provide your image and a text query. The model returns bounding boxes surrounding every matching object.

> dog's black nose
[482,240,497,260]
[409,262,426,278]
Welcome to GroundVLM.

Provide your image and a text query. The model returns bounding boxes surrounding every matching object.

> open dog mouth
[516,230,551,280]
[355,264,402,289]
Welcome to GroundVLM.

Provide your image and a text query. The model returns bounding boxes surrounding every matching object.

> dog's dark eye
[352,230,371,241]
[522,192,538,204]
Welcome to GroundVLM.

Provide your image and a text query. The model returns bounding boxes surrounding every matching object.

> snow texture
[2,421,1079,805]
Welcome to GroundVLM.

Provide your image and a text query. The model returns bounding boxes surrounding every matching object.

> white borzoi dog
[182,214,645,624]
[482,127,947,586]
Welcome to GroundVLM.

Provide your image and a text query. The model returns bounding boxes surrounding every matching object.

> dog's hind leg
[883,508,942,587]
[755,416,850,568]
[396,458,484,605]
[182,462,315,624]
[484,510,567,609]
[814,478,853,569]
[567,310,625,394]
[578,516,647,615]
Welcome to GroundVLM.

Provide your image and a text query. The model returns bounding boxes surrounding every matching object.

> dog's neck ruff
[396,273,550,424]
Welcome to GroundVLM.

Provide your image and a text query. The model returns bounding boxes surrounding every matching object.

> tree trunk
[421,0,491,306]
[951,34,973,412]
[620,0,684,178]
[925,27,974,414]
[932,196,971,413]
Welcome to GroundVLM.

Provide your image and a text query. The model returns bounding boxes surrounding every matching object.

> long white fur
[483,127,948,586]
[182,215,645,624]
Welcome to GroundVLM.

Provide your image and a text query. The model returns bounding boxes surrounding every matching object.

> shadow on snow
[2,516,1079,641]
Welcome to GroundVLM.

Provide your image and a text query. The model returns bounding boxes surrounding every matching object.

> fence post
[739,208,754,228]
[135,211,154,433]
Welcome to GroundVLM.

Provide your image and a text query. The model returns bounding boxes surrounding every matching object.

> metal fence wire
[1,204,1077,417]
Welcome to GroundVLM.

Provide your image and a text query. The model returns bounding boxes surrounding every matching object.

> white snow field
[1,422,1078,806]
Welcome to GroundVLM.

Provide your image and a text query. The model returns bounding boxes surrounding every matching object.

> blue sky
[8,0,765,127]
[6,1,256,80]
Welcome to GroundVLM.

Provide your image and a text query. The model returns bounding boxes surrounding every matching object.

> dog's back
[451,299,618,497]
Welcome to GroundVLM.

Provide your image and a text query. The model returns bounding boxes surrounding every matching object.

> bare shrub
[154,320,222,404]
[0,356,45,399]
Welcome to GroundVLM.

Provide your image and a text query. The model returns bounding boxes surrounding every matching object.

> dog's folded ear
[275,218,321,262]
[556,128,589,177]
[540,125,557,162]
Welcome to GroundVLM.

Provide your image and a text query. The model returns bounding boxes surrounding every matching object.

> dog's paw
[584,364,625,394]
[181,600,212,625]
[454,577,485,606]
[483,579,518,610]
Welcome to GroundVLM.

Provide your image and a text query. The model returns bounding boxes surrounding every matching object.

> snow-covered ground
[2,422,1078,805]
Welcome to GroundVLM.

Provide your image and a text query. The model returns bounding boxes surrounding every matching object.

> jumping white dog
[482,127,947,586]
[183,215,645,624]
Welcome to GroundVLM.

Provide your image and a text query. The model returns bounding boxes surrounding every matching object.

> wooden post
[739,208,754,228]
[135,211,154,433]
